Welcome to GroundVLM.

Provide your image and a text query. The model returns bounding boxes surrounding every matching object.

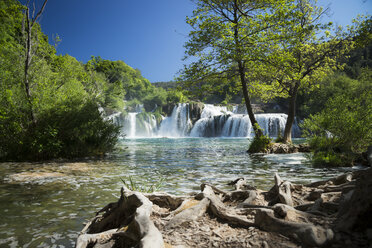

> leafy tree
[142,87,167,112]
[180,0,294,137]
[301,69,372,166]
[298,73,362,118]
[0,0,120,161]
[22,0,49,123]
[263,0,357,143]
[88,56,153,109]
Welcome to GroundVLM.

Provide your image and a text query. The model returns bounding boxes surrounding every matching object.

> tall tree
[264,0,355,143]
[181,0,293,137]
[22,0,48,123]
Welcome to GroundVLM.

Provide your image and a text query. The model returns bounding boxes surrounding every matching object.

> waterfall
[127,113,137,138]
[190,106,295,138]
[105,103,300,138]
[201,104,232,118]
[157,103,193,137]
[105,111,158,138]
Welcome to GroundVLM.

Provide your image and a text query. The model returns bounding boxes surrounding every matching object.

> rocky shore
[76,168,372,248]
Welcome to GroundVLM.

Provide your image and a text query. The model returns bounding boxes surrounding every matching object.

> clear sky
[26,0,372,82]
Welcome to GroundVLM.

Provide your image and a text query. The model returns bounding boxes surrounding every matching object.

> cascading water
[105,111,158,138]
[127,113,137,138]
[106,103,300,138]
[190,113,289,137]
[190,105,298,138]
[157,103,193,137]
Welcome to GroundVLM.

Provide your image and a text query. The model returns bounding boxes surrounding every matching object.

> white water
[157,103,193,137]
[106,103,300,138]
[128,113,137,138]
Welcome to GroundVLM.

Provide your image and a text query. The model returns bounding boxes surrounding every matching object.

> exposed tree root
[76,188,164,248]
[254,208,333,247]
[166,198,209,228]
[77,168,372,247]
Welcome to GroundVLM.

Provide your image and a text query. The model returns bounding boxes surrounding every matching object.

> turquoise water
[0,138,352,247]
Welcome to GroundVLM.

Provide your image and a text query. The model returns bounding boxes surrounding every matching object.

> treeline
[0,0,182,161]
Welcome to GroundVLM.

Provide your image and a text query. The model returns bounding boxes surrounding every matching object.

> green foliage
[264,0,358,143]
[121,176,165,193]
[248,124,273,153]
[0,1,119,161]
[306,136,355,167]
[142,87,167,112]
[0,98,119,161]
[166,88,187,104]
[298,73,361,118]
[88,56,155,111]
[301,69,372,166]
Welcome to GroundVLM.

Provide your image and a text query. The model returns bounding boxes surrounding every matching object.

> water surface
[0,138,353,247]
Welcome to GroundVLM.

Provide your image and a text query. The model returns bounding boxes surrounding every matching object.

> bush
[248,125,273,153]
[0,99,120,161]
[301,69,372,166]
[307,136,355,167]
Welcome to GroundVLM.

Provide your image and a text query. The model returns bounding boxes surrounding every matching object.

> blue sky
[29,0,372,82]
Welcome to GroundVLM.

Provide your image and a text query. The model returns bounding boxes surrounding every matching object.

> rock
[162,103,176,117]
[297,143,311,153]
[267,143,298,154]
[189,102,204,125]
[7,171,66,183]
[336,167,372,232]
[267,143,310,154]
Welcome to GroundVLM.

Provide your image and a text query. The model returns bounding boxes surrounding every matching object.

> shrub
[301,69,372,166]
[248,124,272,153]
[0,99,120,161]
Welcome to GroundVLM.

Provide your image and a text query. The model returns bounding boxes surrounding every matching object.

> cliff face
[188,102,204,125]
[162,102,204,126]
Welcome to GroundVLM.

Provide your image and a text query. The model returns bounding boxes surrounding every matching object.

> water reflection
[0,138,355,247]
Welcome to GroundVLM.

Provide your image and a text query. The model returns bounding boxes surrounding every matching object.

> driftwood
[77,168,372,247]
[267,173,294,206]
[255,208,333,247]
[166,198,209,228]
[76,188,164,248]
[305,172,353,188]
[201,184,255,227]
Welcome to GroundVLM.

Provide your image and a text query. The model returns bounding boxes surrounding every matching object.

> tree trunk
[283,83,299,143]
[22,1,48,124]
[232,2,262,138]
[238,61,263,137]
[24,8,35,123]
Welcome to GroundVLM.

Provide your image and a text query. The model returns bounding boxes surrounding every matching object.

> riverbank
[76,167,372,248]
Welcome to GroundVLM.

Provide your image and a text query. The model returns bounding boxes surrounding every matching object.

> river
[0,138,353,247]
